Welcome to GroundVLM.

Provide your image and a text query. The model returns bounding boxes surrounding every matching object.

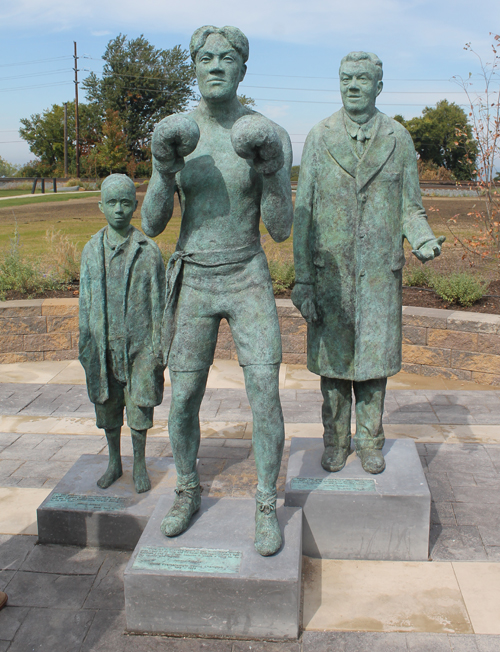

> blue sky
[1,0,499,166]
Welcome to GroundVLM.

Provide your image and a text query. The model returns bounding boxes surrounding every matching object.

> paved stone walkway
[1,384,500,425]
[0,364,499,650]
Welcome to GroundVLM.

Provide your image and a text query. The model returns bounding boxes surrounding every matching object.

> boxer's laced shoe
[357,448,386,474]
[321,445,350,472]
[254,489,282,557]
[161,476,201,537]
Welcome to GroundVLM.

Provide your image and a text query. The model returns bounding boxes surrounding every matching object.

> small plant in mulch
[431,272,486,307]
[0,229,59,299]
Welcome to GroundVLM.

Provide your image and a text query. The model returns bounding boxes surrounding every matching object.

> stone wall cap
[42,298,79,306]
[0,299,44,309]
[447,311,500,325]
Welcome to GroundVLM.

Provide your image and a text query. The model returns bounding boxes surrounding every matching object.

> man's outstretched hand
[151,115,200,175]
[231,115,284,176]
[413,236,446,263]
[291,283,319,324]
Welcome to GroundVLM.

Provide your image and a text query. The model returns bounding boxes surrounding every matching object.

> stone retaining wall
[1,298,500,387]
[0,299,79,363]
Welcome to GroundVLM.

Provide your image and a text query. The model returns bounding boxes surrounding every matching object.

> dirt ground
[1,193,498,312]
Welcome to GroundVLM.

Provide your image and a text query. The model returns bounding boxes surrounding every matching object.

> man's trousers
[320,377,387,451]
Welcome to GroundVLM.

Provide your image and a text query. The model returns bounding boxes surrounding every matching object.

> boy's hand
[231,115,284,176]
[152,115,200,175]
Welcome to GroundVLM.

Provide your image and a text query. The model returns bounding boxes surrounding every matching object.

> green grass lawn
[0,192,100,210]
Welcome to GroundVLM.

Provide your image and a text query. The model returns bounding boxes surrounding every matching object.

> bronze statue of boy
[292,52,445,475]
[79,174,166,493]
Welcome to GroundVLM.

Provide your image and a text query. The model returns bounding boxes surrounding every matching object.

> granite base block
[124,496,302,639]
[285,438,431,561]
[37,454,177,549]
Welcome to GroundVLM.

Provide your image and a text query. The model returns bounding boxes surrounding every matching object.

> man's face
[196,33,246,103]
[340,60,383,116]
[99,184,137,232]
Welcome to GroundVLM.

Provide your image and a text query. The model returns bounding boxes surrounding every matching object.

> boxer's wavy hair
[190,26,249,64]
[340,52,383,82]
[101,174,136,196]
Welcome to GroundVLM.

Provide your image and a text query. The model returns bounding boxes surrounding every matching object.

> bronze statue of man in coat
[292,51,445,474]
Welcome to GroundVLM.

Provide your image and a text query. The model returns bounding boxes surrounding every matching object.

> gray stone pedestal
[285,438,430,561]
[37,454,177,549]
[124,496,302,639]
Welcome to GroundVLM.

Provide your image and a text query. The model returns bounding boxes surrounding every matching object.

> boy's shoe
[255,489,282,557]
[321,445,350,472]
[357,448,386,474]
[161,481,201,537]
[0,591,7,610]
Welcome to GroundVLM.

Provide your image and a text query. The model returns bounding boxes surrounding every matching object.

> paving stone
[0,606,29,641]
[448,473,477,487]
[448,635,480,651]
[453,502,500,526]
[406,633,451,651]
[431,502,457,526]
[302,631,409,651]
[452,485,500,504]
[83,551,131,610]
[7,607,95,652]
[10,459,74,479]
[16,477,49,488]
[233,641,300,652]
[5,571,94,608]
[478,524,500,546]
[430,525,487,561]
[0,535,36,570]
[485,546,500,560]
[475,635,500,651]
[426,474,455,502]
[197,446,250,459]
[20,543,107,575]
[0,569,15,591]
[0,460,24,476]
[0,642,10,652]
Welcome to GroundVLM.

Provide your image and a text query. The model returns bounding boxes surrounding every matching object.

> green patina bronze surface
[79,174,166,494]
[290,477,376,492]
[133,546,242,574]
[141,26,293,556]
[292,52,445,474]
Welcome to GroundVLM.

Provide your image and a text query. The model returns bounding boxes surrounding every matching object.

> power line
[0,56,73,68]
[0,81,72,93]
[0,68,72,82]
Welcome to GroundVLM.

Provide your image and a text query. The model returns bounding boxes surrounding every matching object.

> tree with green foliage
[238,94,255,107]
[19,102,101,177]
[82,34,196,162]
[0,156,18,177]
[395,100,477,181]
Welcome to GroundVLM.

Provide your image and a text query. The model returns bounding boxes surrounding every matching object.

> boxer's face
[196,33,246,103]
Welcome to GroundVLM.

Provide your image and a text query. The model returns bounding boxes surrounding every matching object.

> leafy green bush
[431,272,485,307]
[268,258,295,294]
[403,265,432,287]
[0,231,59,299]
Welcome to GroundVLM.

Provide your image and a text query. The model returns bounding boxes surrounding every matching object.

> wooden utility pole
[63,102,68,178]
[74,42,80,179]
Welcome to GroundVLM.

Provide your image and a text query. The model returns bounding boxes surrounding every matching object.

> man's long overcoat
[293,109,437,381]
[79,226,166,406]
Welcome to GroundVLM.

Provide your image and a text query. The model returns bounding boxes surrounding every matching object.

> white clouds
[91,30,111,37]
[0,0,494,53]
